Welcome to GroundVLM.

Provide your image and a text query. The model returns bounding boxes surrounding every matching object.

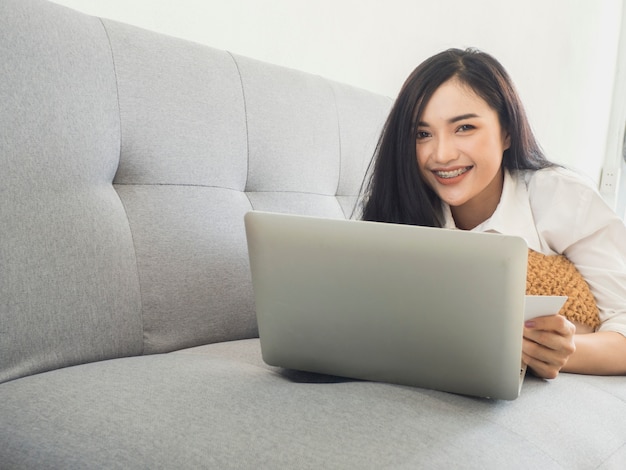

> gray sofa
[1,0,625,468]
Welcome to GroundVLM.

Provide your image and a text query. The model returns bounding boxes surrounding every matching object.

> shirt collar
[441,169,543,250]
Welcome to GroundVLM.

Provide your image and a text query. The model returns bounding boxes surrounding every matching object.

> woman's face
[415,78,510,229]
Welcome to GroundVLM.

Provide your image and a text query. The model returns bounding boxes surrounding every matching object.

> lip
[431,166,473,185]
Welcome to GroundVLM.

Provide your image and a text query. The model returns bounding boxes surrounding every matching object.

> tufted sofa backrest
[0,0,391,383]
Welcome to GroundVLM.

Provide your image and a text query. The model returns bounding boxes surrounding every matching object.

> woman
[360,48,626,378]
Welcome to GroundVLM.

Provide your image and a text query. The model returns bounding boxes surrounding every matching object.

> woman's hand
[522,315,576,379]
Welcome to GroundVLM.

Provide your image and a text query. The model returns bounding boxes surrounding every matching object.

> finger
[522,339,568,379]
[522,336,568,363]
[522,350,559,379]
[524,328,575,355]
[525,315,576,337]
[523,337,552,363]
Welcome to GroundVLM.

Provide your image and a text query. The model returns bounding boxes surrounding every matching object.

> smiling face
[415,78,510,230]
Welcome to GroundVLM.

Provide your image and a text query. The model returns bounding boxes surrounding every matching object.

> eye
[416,130,431,141]
[456,124,475,133]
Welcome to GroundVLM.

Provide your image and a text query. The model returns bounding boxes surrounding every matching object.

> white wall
[51,0,624,191]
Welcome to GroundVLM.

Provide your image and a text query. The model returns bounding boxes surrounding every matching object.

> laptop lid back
[245,211,528,400]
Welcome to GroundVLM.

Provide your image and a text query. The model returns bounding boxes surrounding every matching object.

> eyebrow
[417,113,480,127]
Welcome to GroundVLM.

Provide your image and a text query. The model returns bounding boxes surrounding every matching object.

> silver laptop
[244,210,530,400]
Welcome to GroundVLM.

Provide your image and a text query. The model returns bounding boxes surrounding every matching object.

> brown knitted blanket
[526,249,600,329]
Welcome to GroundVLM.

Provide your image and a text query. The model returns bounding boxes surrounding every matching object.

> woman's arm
[564,331,626,375]
[523,315,626,378]
[527,168,626,376]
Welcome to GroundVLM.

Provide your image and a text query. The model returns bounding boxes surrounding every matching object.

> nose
[432,135,457,164]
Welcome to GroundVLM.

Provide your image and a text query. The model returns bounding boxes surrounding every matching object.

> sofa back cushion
[0,0,144,383]
[0,0,391,382]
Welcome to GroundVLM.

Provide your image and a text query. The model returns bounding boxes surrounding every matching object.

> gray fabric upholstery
[0,0,143,383]
[1,0,625,468]
[1,339,625,469]
[108,21,248,190]
[114,185,256,353]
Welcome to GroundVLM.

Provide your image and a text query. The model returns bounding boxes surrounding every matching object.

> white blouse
[442,166,626,337]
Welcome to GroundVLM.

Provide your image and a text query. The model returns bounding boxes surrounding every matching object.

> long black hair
[359,48,552,227]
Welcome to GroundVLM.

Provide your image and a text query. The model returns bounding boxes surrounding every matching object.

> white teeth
[434,167,471,179]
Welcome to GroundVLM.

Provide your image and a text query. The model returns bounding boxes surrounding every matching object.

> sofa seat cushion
[0,339,624,469]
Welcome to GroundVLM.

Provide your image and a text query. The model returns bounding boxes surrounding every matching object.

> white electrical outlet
[600,167,620,193]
